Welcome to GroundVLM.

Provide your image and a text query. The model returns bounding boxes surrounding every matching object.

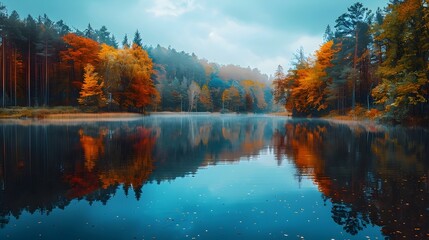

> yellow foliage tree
[199,84,213,111]
[222,86,241,111]
[240,79,267,111]
[78,64,106,108]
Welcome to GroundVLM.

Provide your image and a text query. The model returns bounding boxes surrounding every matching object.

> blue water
[0,114,428,239]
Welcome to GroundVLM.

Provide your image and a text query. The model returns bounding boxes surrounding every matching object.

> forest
[0,2,273,113]
[273,0,429,123]
[1,0,429,123]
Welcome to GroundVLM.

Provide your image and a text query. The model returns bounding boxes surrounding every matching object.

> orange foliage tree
[274,41,336,116]
[60,33,101,105]
[123,44,157,111]
[67,40,157,111]
[61,33,100,88]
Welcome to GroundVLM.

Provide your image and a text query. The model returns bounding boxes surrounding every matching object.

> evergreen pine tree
[122,34,129,48]
[133,30,142,47]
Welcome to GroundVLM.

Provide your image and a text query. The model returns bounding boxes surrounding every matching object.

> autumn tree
[240,79,267,112]
[311,40,337,111]
[229,86,242,112]
[199,84,213,111]
[122,44,156,111]
[222,86,241,112]
[372,0,429,121]
[289,64,312,114]
[78,64,106,108]
[61,33,100,72]
[273,48,309,115]
[61,33,100,104]
[188,81,201,112]
[273,41,336,116]
[98,43,120,105]
[0,2,272,112]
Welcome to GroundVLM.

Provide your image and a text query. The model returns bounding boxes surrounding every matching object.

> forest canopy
[273,0,429,123]
[0,2,272,113]
[1,0,428,122]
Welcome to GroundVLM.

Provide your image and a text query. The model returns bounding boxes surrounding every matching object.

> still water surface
[0,114,428,239]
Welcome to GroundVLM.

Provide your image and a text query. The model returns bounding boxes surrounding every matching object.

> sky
[2,0,389,75]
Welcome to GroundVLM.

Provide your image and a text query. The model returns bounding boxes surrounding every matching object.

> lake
[0,114,428,239]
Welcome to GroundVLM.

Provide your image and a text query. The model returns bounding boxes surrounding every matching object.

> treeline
[273,0,429,123]
[0,2,273,113]
[147,45,273,112]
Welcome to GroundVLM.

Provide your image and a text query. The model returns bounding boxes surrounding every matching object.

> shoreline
[1,108,427,128]
[44,112,144,119]
[0,107,144,120]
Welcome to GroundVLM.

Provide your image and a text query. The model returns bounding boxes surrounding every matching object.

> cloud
[288,35,323,56]
[146,0,198,17]
[256,56,290,76]
[191,19,269,69]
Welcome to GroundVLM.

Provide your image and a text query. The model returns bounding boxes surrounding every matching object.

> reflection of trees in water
[331,202,370,235]
[0,125,78,228]
[148,116,274,182]
[98,126,156,200]
[0,123,157,227]
[65,126,156,200]
[273,120,429,239]
[0,116,277,227]
[79,128,106,172]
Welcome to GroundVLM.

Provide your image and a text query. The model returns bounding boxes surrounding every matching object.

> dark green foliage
[122,34,129,48]
[96,26,117,47]
[133,30,142,47]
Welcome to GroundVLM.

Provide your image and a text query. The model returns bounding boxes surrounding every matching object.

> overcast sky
[2,0,389,75]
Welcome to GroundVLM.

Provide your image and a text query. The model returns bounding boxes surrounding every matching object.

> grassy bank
[0,107,81,119]
[0,107,144,119]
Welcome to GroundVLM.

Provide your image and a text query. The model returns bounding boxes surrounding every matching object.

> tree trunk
[9,48,13,105]
[35,55,38,107]
[14,48,17,106]
[45,40,48,106]
[352,29,359,111]
[28,40,31,107]
[2,37,5,107]
[367,82,373,111]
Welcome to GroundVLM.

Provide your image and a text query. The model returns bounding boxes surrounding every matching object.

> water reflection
[0,115,275,228]
[273,119,429,239]
[0,115,428,239]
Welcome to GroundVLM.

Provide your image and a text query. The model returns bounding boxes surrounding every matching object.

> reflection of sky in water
[2,152,383,239]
